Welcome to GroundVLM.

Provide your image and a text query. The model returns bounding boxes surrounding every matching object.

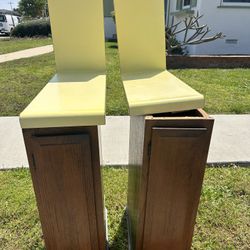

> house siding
[104,17,116,40]
[104,0,116,39]
[104,0,114,17]
[169,0,250,55]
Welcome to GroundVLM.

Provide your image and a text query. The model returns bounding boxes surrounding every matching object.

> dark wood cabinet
[127,109,214,250]
[23,127,106,250]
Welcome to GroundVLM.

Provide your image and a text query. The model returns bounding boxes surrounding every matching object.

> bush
[11,18,51,37]
[165,27,185,55]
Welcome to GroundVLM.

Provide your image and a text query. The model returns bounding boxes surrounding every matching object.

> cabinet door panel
[143,127,209,250]
[30,134,99,250]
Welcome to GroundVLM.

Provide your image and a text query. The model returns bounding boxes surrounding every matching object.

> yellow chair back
[48,0,106,73]
[114,0,166,73]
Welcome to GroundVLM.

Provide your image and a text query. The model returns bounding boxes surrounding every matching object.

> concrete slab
[0,45,53,63]
[100,116,130,166]
[0,115,249,169]
[208,115,250,165]
[0,117,28,169]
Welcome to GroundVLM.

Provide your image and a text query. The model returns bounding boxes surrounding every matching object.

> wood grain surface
[23,126,106,250]
[127,109,214,250]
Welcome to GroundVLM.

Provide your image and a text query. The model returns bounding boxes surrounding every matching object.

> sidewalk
[0,45,53,63]
[0,115,249,169]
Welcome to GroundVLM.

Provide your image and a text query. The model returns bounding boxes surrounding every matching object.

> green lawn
[0,42,249,116]
[172,68,250,114]
[0,167,249,249]
[0,37,52,55]
[106,43,128,115]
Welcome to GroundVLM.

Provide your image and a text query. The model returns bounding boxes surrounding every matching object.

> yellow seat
[123,71,204,116]
[20,0,106,128]
[114,0,204,115]
[20,73,106,128]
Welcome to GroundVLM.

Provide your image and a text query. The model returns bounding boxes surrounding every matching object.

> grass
[0,166,249,249]
[106,43,128,115]
[0,42,250,116]
[0,53,55,116]
[172,68,250,114]
[192,166,250,249]
[0,37,52,55]
[0,43,128,116]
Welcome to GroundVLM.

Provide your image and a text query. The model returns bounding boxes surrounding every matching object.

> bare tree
[166,13,225,54]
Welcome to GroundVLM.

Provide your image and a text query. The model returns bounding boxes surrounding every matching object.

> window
[176,0,197,11]
[183,0,191,8]
[222,0,250,5]
[223,0,250,2]
[0,15,6,22]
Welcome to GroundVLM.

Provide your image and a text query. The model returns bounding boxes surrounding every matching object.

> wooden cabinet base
[23,126,106,250]
[128,109,214,250]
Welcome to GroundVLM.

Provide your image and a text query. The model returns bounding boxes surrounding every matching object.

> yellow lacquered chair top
[20,73,106,129]
[20,0,106,128]
[123,71,204,116]
[114,0,204,115]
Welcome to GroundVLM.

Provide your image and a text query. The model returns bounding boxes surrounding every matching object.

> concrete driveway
[0,115,249,169]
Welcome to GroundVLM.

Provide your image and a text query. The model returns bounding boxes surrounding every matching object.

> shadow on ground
[109,210,128,250]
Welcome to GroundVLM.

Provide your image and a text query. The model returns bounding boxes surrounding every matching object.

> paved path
[0,36,10,40]
[0,45,53,63]
[0,115,249,169]
[0,117,28,169]
[207,115,250,165]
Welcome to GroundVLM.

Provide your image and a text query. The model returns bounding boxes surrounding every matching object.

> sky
[0,0,19,10]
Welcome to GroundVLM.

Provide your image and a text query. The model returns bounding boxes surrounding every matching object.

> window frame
[182,0,191,9]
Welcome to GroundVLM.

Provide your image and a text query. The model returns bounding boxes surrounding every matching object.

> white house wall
[105,17,116,40]
[169,0,250,55]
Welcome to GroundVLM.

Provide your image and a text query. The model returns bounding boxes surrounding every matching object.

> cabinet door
[29,134,99,250]
[143,127,209,250]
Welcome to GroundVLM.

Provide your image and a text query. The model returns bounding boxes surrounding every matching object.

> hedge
[12,18,51,37]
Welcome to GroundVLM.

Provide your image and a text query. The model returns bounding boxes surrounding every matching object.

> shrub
[11,18,51,37]
[165,27,185,55]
